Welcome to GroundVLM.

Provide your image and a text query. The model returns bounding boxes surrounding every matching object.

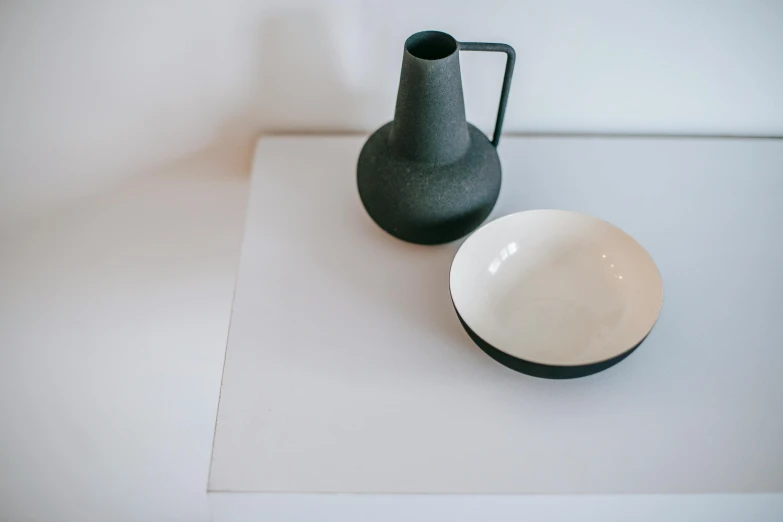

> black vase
[357,31,515,245]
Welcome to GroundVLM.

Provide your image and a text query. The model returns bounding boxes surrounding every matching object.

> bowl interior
[450,210,662,366]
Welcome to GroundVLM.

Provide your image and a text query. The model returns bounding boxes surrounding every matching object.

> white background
[1,1,782,521]
[2,0,782,227]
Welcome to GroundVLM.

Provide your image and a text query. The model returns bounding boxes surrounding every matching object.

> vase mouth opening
[405,31,457,61]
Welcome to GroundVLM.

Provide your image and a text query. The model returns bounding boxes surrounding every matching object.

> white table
[208,136,783,520]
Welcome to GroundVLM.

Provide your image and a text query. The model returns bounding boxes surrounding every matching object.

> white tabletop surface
[209,136,783,496]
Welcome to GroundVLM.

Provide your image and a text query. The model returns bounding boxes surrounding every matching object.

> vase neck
[388,38,470,164]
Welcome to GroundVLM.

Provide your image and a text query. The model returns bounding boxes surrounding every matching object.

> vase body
[357,31,514,245]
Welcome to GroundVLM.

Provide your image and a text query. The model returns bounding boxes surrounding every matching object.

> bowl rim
[449,209,664,368]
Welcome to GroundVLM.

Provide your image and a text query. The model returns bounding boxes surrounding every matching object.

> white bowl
[450,209,663,379]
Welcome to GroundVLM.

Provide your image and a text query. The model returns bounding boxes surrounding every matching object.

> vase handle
[458,41,516,147]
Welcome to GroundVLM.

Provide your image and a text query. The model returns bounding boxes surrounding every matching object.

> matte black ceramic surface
[358,31,515,245]
[455,309,647,379]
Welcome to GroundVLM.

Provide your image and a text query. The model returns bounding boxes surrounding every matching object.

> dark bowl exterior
[454,310,647,379]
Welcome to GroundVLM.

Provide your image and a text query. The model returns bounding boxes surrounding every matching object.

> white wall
[0,158,249,522]
[1,0,782,226]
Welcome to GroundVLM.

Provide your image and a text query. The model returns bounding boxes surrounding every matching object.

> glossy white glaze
[450,210,663,366]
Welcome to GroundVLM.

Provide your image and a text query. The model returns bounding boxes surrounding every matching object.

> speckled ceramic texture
[358,122,501,245]
[357,31,514,245]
